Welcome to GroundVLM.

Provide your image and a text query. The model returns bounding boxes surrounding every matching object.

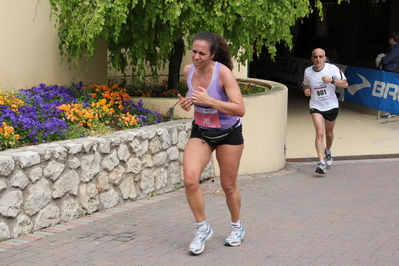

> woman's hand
[178,94,193,112]
[191,86,212,106]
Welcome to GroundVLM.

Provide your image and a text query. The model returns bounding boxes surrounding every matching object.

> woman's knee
[184,173,201,191]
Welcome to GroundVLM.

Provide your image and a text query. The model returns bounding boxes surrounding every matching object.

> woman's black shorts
[190,123,244,146]
[310,108,339,121]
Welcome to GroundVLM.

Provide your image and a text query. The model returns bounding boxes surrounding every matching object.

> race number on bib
[194,106,221,128]
[314,84,329,100]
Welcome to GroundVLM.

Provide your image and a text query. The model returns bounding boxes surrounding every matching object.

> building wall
[0,0,107,91]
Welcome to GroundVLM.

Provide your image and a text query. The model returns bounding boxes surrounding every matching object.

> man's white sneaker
[225,225,245,247]
[381,113,394,118]
[189,224,213,255]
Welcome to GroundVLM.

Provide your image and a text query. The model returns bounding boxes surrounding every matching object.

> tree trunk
[168,38,185,91]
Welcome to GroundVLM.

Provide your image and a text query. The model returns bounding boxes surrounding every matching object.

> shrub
[125,79,266,98]
[126,79,188,98]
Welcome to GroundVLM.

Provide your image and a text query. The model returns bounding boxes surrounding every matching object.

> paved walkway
[1,158,399,266]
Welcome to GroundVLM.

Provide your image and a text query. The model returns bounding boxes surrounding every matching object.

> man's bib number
[314,84,329,100]
[194,106,221,128]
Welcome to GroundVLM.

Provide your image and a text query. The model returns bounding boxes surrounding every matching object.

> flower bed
[0,78,268,151]
[0,82,163,151]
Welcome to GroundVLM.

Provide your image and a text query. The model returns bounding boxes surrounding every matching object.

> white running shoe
[381,113,394,118]
[225,225,245,247]
[315,162,327,174]
[189,224,213,255]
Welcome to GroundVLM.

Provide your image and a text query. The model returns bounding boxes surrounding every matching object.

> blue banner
[345,66,399,114]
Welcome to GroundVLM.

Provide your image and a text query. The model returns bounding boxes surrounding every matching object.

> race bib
[194,106,221,128]
[313,84,329,100]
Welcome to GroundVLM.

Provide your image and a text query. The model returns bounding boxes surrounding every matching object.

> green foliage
[150,191,160,197]
[239,83,267,95]
[63,124,89,140]
[63,122,113,139]
[49,0,348,77]
[126,78,188,98]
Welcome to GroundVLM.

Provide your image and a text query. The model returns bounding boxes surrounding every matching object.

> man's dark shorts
[310,108,339,121]
[190,123,244,146]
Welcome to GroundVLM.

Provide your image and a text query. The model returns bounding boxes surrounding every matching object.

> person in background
[380,31,399,118]
[178,31,245,255]
[302,48,348,174]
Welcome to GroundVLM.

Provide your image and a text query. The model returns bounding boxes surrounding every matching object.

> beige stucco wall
[238,79,287,175]
[0,0,107,91]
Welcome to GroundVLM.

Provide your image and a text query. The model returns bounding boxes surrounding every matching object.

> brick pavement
[0,158,398,266]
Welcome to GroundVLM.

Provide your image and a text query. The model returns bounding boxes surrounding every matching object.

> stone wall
[0,120,215,240]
